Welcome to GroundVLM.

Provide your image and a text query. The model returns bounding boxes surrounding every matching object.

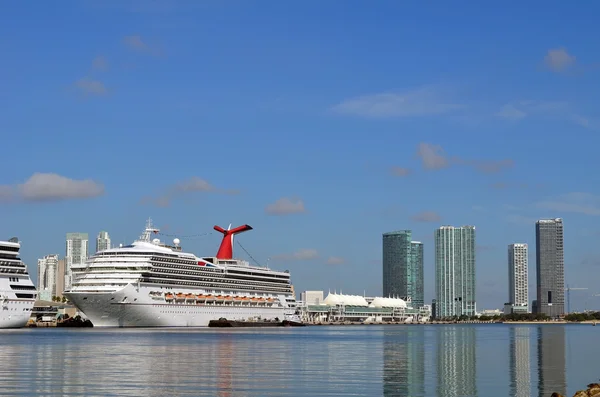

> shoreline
[305,320,597,326]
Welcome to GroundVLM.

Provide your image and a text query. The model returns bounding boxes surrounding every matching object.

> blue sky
[1,0,599,311]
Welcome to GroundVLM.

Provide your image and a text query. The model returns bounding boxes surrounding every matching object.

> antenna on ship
[139,218,160,242]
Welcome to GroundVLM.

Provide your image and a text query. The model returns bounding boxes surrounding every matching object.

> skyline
[1,1,600,311]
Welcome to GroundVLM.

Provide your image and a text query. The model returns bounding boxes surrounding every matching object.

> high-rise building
[56,258,66,297]
[535,218,564,317]
[65,233,89,290]
[434,225,476,318]
[382,230,424,306]
[96,231,111,252]
[410,241,424,308]
[37,254,59,300]
[508,243,529,312]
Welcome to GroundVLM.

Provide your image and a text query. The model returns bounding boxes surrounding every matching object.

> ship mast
[138,218,160,242]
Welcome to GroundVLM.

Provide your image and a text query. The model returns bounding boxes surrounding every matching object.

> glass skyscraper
[382,230,424,307]
[535,218,564,317]
[410,241,424,308]
[434,225,476,318]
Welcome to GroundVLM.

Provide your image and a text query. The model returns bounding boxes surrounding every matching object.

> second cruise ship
[0,238,37,328]
[64,219,298,327]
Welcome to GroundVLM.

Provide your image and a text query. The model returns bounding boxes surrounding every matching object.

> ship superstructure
[0,238,36,328]
[64,219,298,327]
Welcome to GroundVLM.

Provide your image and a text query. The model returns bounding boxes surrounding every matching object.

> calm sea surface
[0,324,597,396]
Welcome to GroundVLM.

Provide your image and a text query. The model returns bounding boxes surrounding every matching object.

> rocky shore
[553,382,600,397]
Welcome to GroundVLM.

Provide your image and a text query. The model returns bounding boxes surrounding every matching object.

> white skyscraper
[96,231,111,252]
[434,226,476,318]
[508,243,528,312]
[37,254,59,300]
[65,233,89,289]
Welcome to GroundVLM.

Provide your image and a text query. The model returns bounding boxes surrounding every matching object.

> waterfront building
[96,231,111,252]
[434,226,476,318]
[410,241,424,308]
[65,233,88,290]
[299,291,431,324]
[535,218,564,317]
[300,290,324,305]
[56,258,66,298]
[507,243,529,313]
[37,254,59,300]
[382,230,424,307]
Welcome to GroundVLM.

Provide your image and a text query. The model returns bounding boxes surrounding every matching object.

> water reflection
[382,328,425,397]
[0,325,580,397]
[436,326,477,397]
[509,327,531,397]
[537,325,566,397]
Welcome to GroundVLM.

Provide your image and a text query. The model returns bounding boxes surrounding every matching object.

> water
[0,324,597,396]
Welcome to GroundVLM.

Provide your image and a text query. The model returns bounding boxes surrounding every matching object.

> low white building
[301,290,324,305]
[299,291,430,323]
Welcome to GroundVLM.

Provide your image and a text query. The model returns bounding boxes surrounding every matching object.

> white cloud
[495,100,596,129]
[123,35,149,51]
[272,249,319,262]
[331,85,464,118]
[0,173,104,202]
[123,35,162,56]
[175,177,215,193]
[265,197,306,215]
[411,211,442,223]
[415,142,513,174]
[75,78,107,96]
[326,256,345,265]
[416,143,450,170]
[544,48,576,72]
[495,104,526,121]
[496,100,567,120]
[390,167,411,177]
[0,185,15,202]
[142,177,239,207]
[537,192,600,216]
[92,55,109,71]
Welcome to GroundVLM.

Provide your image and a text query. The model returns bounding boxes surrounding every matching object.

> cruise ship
[0,238,37,328]
[64,219,299,327]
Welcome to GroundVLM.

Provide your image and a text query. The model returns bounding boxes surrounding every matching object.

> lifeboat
[266,297,274,303]
[257,297,265,302]
[176,293,185,299]
[251,297,259,302]
[224,296,233,301]
[233,296,243,302]
[186,294,195,300]
[242,297,250,301]
[215,295,224,301]
[205,295,215,300]
[165,293,174,300]
[197,294,205,299]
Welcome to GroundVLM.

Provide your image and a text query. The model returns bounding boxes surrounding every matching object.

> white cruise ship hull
[0,301,34,328]
[0,238,36,328]
[66,284,288,327]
